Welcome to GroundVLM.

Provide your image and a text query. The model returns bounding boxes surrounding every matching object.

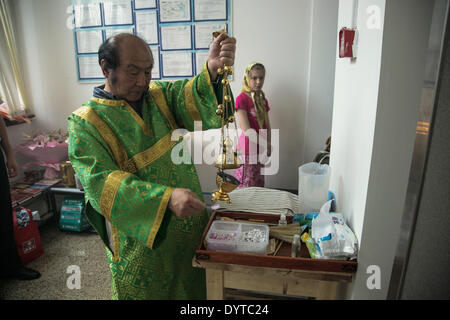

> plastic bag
[309,201,358,259]
[15,208,31,228]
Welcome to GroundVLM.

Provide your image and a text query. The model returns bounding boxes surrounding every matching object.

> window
[0,69,31,124]
[0,0,32,124]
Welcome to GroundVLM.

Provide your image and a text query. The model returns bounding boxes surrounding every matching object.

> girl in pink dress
[234,62,271,188]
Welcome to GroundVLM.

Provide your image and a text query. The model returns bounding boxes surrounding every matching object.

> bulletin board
[71,0,232,82]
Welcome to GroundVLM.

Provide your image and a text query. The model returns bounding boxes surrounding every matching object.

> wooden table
[193,250,354,300]
[193,211,357,300]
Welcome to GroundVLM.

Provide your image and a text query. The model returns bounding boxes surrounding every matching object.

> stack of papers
[213,187,300,216]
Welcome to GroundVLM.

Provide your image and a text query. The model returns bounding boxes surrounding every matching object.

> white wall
[330,0,435,299]
[229,0,338,190]
[199,0,315,191]
[330,0,385,248]
[303,0,338,169]
[11,0,339,193]
[13,0,92,132]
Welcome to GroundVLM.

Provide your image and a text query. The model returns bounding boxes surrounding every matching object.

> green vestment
[67,66,226,300]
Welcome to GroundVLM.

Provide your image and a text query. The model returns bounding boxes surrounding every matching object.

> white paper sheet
[159,0,191,22]
[78,56,104,79]
[195,23,226,49]
[194,0,226,21]
[76,29,103,54]
[103,0,133,26]
[135,10,158,44]
[104,27,134,40]
[150,45,160,79]
[161,25,191,50]
[195,51,209,74]
[162,52,192,77]
[134,0,156,9]
[74,3,102,28]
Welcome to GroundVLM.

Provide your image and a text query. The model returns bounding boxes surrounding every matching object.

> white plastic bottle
[291,234,301,257]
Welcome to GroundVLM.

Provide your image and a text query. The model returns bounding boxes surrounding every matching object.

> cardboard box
[59,196,91,232]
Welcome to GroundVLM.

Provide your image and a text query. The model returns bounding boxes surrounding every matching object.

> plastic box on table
[205,220,269,255]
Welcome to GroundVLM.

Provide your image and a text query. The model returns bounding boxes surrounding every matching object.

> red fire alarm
[339,27,357,58]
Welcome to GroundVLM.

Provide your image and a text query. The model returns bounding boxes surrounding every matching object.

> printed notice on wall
[161,25,192,50]
[105,27,134,40]
[194,0,227,21]
[150,45,161,79]
[103,0,133,26]
[159,0,191,23]
[195,51,209,75]
[78,56,104,80]
[74,3,102,28]
[76,29,103,54]
[162,52,193,77]
[134,0,156,9]
[195,23,227,49]
[135,10,158,44]
[71,0,231,81]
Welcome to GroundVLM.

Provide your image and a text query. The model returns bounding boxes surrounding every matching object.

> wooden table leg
[316,280,339,300]
[206,269,224,300]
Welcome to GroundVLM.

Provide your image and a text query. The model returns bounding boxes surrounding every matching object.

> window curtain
[0,0,31,118]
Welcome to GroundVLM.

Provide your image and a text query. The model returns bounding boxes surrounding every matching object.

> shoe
[0,267,41,281]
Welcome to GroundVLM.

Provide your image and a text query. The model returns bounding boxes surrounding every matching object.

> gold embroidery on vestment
[90,98,150,136]
[100,170,131,221]
[100,170,131,262]
[184,78,202,122]
[123,101,150,136]
[73,106,129,171]
[147,187,174,249]
[130,132,179,170]
[150,82,178,130]
[90,98,121,107]
[73,106,178,174]
[112,225,120,262]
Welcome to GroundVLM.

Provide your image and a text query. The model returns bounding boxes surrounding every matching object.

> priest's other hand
[168,188,206,218]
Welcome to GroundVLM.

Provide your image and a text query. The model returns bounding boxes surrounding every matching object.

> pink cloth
[15,143,69,179]
[234,92,270,188]
[235,92,270,157]
[234,156,265,188]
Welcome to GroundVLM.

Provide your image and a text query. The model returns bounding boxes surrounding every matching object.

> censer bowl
[211,171,241,203]
[216,171,240,192]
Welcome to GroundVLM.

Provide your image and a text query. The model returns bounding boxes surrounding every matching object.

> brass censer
[211,32,243,203]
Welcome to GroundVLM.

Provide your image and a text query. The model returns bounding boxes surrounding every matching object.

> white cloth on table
[214,187,300,216]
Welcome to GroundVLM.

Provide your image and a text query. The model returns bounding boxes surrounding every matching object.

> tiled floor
[0,217,111,300]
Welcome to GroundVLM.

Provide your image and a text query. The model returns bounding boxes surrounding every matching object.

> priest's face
[104,36,153,103]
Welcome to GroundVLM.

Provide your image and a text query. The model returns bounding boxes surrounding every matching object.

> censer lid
[215,152,242,169]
